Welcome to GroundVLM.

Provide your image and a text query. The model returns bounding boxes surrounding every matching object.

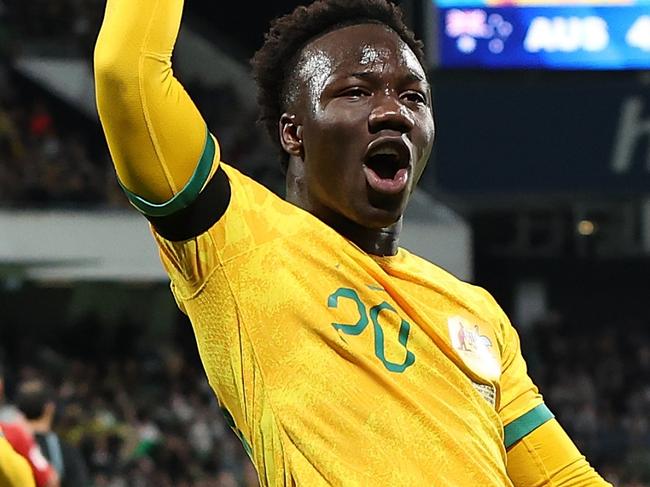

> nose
[368,93,415,134]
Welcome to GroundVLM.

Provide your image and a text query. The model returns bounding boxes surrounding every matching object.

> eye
[341,87,370,99]
[402,91,427,105]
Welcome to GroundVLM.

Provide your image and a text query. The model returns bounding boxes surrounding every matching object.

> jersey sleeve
[507,418,612,486]
[0,434,36,487]
[94,0,218,212]
[496,310,553,449]
[0,423,56,487]
[153,163,303,300]
[94,0,307,298]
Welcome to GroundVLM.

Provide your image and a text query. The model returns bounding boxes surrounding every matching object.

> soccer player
[94,0,610,484]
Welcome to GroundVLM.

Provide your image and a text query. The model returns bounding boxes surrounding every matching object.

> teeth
[371,147,399,157]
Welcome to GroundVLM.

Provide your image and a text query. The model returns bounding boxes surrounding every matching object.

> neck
[286,185,401,256]
[326,214,401,256]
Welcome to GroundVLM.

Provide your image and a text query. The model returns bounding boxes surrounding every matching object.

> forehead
[298,23,425,80]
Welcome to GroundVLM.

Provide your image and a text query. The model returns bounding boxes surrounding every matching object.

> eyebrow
[348,70,429,86]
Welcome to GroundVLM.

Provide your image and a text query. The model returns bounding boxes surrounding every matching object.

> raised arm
[94,0,219,216]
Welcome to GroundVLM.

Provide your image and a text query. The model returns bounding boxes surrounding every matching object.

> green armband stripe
[120,128,216,217]
[504,403,554,449]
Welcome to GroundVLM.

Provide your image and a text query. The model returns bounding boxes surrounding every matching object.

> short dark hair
[251,0,426,172]
[15,379,53,420]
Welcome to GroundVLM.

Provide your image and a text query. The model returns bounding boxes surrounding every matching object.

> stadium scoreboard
[434,0,650,69]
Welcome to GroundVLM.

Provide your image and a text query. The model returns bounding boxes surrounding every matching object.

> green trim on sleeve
[504,403,554,449]
[120,127,216,217]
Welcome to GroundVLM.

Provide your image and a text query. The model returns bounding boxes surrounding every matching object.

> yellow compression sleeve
[94,0,218,208]
[0,436,35,487]
[506,419,612,486]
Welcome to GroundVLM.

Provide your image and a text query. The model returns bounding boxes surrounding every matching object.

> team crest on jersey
[447,316,501,383]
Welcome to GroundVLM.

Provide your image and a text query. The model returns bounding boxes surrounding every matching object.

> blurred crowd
[3,0,106,58]
[0,74,124,209]
[1,327,258,487]
[524,314,650,486]
[0,0,283,210]
[0,64,281,209]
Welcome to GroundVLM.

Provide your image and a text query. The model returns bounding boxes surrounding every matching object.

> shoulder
[401,248,504,315]
[220,163,313,229]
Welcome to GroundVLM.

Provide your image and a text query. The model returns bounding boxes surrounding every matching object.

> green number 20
[328,287,415,373]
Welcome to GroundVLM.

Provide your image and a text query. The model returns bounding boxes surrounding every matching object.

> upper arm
[497,310,549,445]
[507,419,611,486]
[94,0,213,206]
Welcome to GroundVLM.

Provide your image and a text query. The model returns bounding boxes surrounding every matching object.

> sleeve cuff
[504,403,555,449]
[120,127,216,217]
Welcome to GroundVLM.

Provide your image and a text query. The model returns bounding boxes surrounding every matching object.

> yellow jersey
[152,146,546,486]
[93,0,611,482]
[0,434,35,487]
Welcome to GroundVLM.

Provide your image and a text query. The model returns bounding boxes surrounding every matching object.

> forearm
[506,419,611,486]
[94,0,211,204]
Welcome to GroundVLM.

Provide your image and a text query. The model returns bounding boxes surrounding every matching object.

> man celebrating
[94,0,609,484]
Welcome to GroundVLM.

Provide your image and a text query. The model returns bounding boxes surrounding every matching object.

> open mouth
[366,152,403,179]
[362,141,411,195]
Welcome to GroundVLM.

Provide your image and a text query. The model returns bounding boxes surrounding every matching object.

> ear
[279,113,303,158]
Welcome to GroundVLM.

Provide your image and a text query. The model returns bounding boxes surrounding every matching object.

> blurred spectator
[15,379,90,487]
[0,357,60,486]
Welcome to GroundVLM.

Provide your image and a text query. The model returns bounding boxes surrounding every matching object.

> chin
[362,192,408,228]
[355,204,405,230]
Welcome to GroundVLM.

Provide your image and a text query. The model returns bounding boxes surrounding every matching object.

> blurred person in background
[0,358,59,487]
[0,428,35,487]
[15,379,89,487]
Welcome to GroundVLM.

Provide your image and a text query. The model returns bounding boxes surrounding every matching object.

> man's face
[284,23,435,229]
